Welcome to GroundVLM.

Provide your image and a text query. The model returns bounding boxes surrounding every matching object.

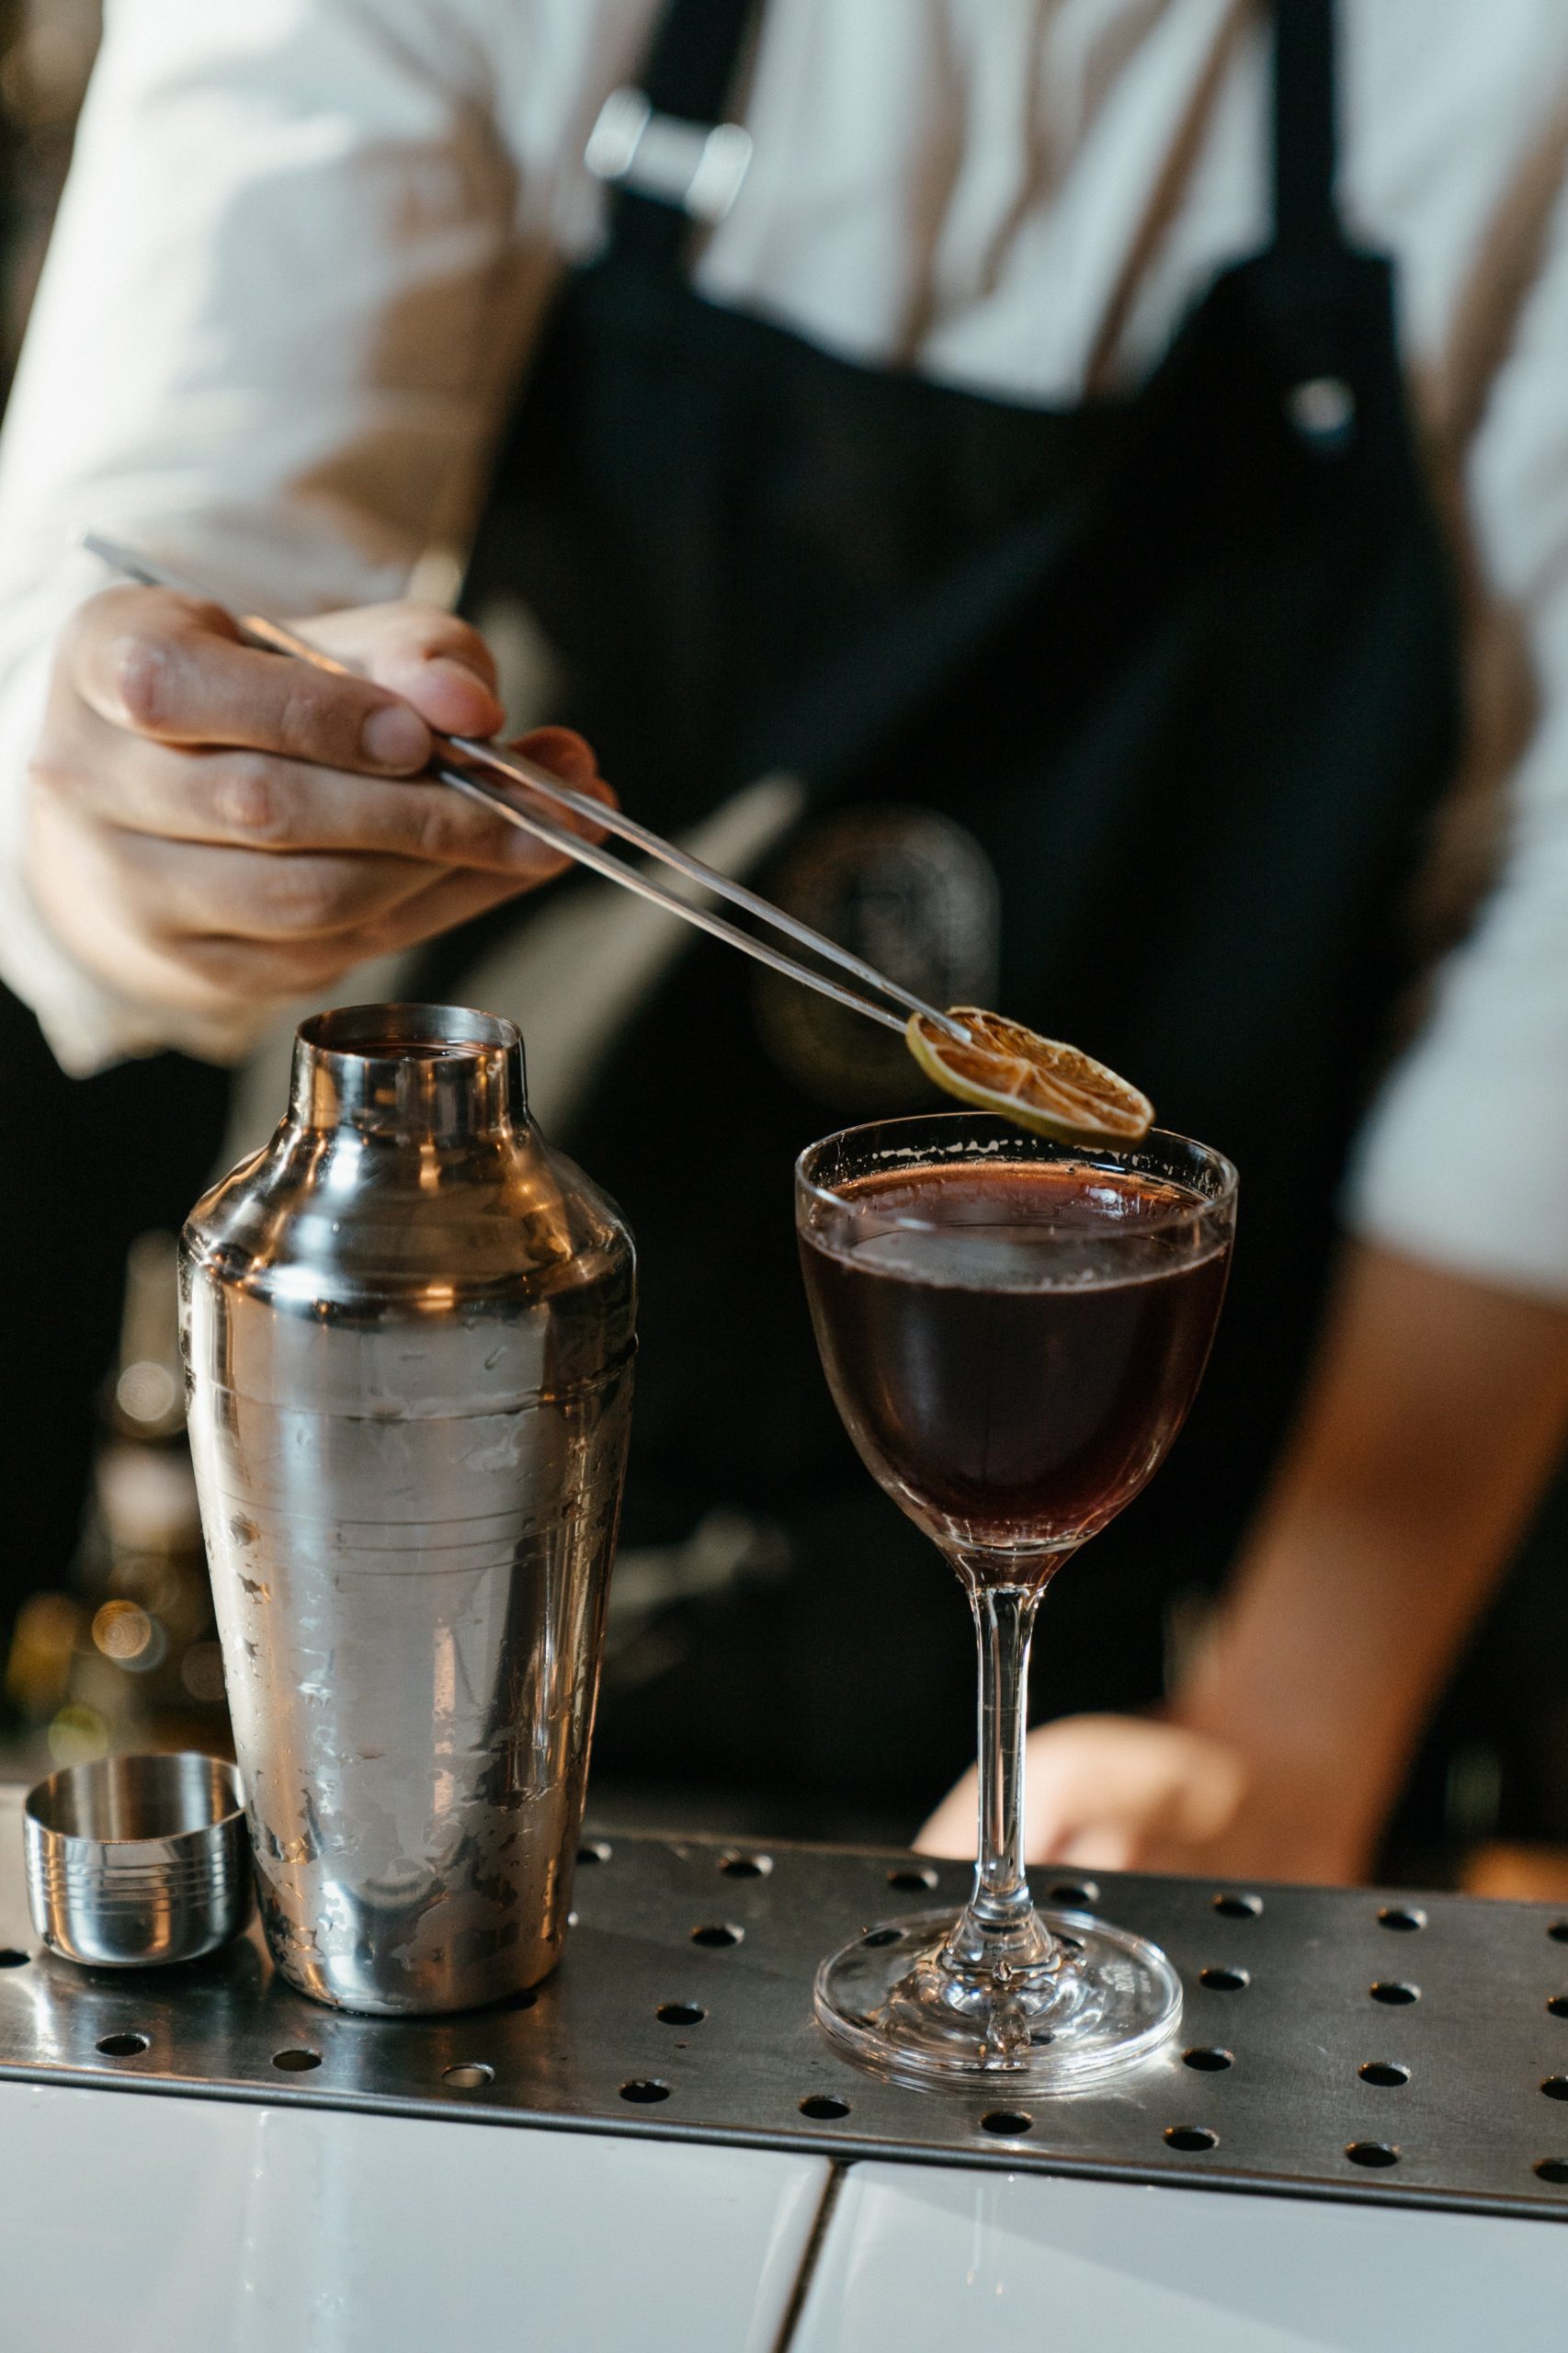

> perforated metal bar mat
[2,1786,1566,2220]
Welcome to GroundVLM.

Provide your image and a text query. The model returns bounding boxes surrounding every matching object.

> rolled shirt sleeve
[0,0,537,1071]
[1345,162,1568,1300]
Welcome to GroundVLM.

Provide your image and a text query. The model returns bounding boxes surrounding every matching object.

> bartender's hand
[25,586,610,1018]
[921,1244,1568,1887]
[916,1715,1251,1875]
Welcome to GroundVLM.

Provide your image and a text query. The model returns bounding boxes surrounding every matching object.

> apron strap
[592,0,1358,439]
[1272,0,1342,267]
[640,0,756,121]
[597,0,1346,277]
[1268,0,1360,452]
[588,0,758,267]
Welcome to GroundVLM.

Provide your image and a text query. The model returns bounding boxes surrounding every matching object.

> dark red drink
[799,1157,1230,1565]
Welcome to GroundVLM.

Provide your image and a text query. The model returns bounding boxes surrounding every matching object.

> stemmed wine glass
[796,1110,1236,2087]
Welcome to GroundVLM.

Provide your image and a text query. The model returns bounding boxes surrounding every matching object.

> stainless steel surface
[82,532,971,1046]
[23,1754,250,1967]
[0,1792,1564,2222]
[181,1003,635,2015]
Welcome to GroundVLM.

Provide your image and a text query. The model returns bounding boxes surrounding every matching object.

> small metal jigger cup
[24,1752,252,1968]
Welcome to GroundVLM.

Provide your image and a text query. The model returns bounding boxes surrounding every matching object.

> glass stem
[943,1568,1053,1977]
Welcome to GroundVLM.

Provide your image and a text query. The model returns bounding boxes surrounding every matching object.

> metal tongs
[84,533,970,1045]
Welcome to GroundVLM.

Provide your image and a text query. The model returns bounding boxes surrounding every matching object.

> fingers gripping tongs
[84,532,971,1045]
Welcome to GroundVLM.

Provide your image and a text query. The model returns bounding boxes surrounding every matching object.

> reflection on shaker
[181,1004,635,2016]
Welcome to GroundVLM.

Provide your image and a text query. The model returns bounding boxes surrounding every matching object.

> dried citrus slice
[905,1006,1153,1143]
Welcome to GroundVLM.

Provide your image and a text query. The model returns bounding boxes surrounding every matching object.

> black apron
[444,0,1461,1816]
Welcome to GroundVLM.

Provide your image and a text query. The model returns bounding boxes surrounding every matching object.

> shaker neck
[289,1004,527,1141]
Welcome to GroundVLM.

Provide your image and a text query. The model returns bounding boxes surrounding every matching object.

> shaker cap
[290,1003,526,1138]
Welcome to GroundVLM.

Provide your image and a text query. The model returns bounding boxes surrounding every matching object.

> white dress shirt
[1,0,1567,1296]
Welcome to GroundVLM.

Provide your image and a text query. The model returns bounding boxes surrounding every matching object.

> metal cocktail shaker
[180,1005,635,2014]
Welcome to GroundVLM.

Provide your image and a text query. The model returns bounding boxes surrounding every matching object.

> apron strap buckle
[586,86,753,224]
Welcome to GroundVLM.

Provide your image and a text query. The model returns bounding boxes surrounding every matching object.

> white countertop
[0,2079,825,2350]
[792,2157,1568,2353]
[3,2076,1565,2350]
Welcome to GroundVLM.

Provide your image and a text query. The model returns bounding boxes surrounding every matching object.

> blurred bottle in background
[6,1232,229,1764]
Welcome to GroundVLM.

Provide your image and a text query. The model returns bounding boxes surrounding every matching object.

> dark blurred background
[0,0,237,1775]
[2,1,1567,1891]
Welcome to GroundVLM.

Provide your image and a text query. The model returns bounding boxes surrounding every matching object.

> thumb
[915,1714,1247,1866]
[915,1767,981,1859]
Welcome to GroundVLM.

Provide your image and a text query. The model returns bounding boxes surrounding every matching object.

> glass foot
[813,1904,1181,2089]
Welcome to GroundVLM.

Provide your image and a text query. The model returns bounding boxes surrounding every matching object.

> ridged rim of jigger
[23,1753,252,1967]
[24,1752,244,1847]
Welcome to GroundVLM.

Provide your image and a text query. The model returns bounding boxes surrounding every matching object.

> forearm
[1173,1240,1568,1875]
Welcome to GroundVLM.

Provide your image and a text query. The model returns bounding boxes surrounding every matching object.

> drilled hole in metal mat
[690,1923,743,1949]
[1535,2159,1568,2185]
[1548,1997,1568,2020]
[1212,1893,1263,1920]
[1183,2047,1233,2073]
[1346,2142,1399,2168]
[576,1839,612,1866]
[1541,2077,1568,2102]
[1369,1982,1419,2006]
[1377,1905,1426,1933]
[272,2048,323,2073]
[96,2032,148,2058]
[718,1851,772,1879]
[619,2078,671,2105]
[0,1949,28,1968]
[1359,2062,1410,2087]
[1165,2126,1218,2152]
[1199,1966,1249,1993]
[442,2063,494,2088]
[980,2109,1034,2137]
[1047,1881,1098,1907]
[862,1927,903,1949]
[657,2002,706,2027]
[1551,1922,1568,1945]
[887,1867,938,1893]
[799,2094,850,2120]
